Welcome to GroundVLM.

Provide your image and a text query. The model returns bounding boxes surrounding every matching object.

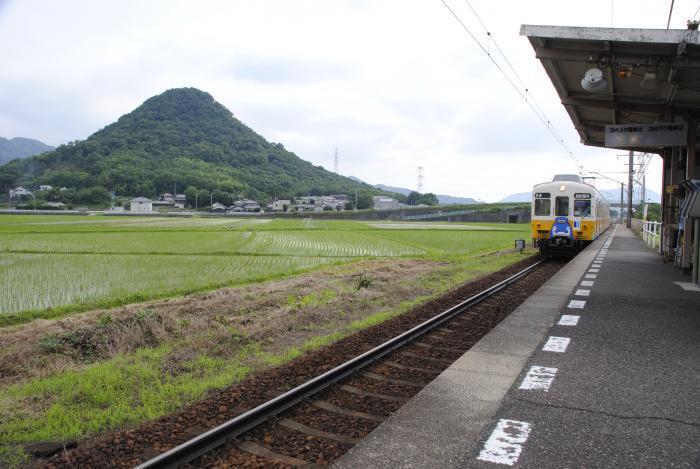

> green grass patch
[0,345,251,445]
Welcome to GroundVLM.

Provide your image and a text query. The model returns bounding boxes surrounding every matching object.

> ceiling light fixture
[581,68,608,92]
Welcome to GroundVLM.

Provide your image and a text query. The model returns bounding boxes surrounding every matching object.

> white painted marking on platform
[558,315,580,326]
[568,300,586,309]
[593,261,602,265]
[519,366,558,391]
[674,281,700,292]
[585,273,598,279]
[543,336,570,352]
[478,419,532,466]
[581,280,594,287]
[588,268,600,273]
[575,289,590,296]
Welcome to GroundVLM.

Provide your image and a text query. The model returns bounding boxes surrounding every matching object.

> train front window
[534,198,550,216]
[555,196,569,216]
[574,200,592,217]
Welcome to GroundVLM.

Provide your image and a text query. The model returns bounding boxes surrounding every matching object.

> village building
[9,186,33,199]
[38,185,53,192]
[372,196,400,210]
[173,194,186,209]
[210,202,227,212]
[294,197,323,212]
[230,199,262,212]
[293,195,347,212]
[152,193,175,208]
[271,199,292,212]
[130,197,153,212]
[151,200,172,208]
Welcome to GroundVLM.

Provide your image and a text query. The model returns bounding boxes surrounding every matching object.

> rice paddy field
[0,214,528,325]
[0,214,533,465]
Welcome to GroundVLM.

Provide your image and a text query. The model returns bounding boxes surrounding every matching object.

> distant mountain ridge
[355,180,481,205]
[500,188,661,204]
[0,137,54,164]
[0,88,395,204]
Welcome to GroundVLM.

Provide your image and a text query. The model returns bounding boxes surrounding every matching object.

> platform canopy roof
[520,25,700,153]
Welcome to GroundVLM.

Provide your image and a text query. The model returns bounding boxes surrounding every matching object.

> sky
[1,0,698,201]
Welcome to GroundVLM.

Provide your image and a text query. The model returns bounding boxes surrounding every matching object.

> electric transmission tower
[417,166,424,193]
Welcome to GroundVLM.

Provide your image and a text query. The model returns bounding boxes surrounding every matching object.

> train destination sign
[605,123,686,148]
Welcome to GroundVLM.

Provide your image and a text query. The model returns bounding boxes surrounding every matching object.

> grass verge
[0,250,533,467]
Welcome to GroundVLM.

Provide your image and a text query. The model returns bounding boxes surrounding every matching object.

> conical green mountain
[0,88,389,204]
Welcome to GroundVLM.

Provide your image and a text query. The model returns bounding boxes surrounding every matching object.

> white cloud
[0,0,689,200]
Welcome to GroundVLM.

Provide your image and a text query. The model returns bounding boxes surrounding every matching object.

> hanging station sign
[605,123,686,147]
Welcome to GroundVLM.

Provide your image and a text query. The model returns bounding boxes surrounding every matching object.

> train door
[573,193,592,238]
[555,196,569,217]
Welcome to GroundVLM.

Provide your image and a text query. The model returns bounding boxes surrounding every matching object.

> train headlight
[559,185,566,191]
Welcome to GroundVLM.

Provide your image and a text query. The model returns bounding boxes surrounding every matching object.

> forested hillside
[0,88,390,206]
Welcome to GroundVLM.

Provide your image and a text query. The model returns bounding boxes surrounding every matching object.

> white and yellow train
[531,174,610,255]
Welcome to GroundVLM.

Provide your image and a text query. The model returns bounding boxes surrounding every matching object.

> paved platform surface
[334,226,700,468]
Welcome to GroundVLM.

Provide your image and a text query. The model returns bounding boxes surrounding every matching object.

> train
[531,174,611,255]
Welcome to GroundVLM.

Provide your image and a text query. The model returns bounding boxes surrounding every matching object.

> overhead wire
[439,0,582,171]
[462,0,567,145]
[667,0,675,28]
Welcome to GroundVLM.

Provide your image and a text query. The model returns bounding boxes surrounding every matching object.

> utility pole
[619,183,624,224]
[355,188,358,211]
[627,150,634,228]
[334,148,338,174]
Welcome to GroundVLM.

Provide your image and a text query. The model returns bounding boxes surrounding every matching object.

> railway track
[46,257,564,468]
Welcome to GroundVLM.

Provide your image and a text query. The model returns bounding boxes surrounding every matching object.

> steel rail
[135,259,546,469]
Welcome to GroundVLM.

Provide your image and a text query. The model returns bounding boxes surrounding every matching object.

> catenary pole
[620,183,624,224]
[627,150,633,228]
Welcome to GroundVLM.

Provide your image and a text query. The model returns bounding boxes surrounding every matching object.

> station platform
[333,226,700,468]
